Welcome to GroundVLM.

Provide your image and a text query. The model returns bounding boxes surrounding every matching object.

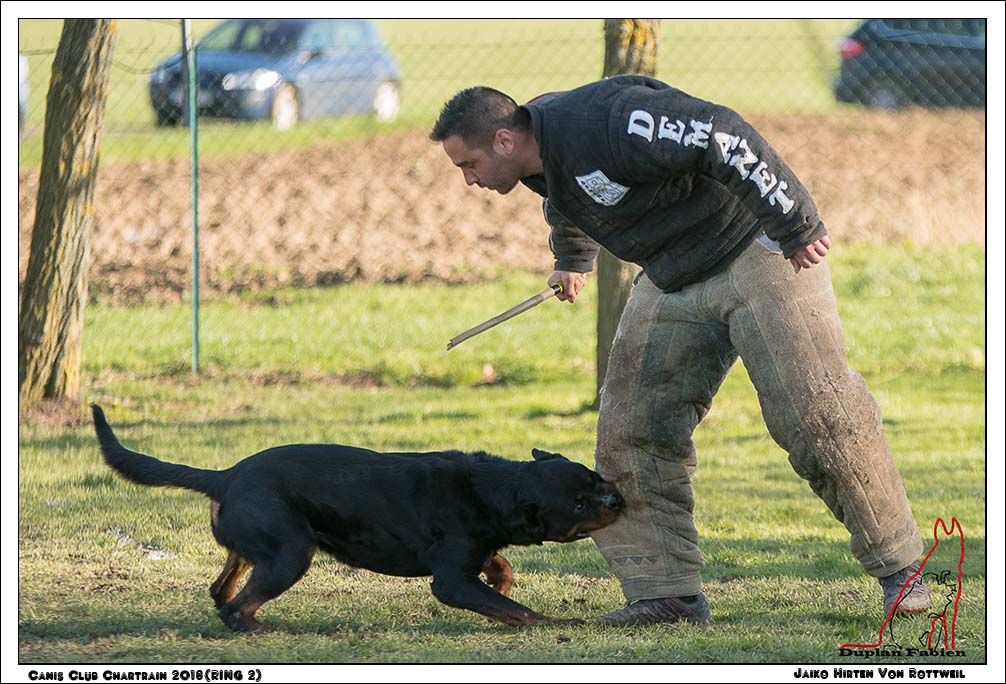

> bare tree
[596,19,659,404]
[18,20,118,405]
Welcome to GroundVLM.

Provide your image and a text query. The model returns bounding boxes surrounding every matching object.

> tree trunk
[596,19,659,405]
[18,19,117,405]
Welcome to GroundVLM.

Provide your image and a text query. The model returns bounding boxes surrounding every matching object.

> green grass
[18,18,861,167]
[18,244,985,663]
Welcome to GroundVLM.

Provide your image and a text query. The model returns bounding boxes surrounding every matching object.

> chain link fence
[18,18,986,306]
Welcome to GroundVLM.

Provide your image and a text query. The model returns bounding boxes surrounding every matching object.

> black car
[834,18,985,109]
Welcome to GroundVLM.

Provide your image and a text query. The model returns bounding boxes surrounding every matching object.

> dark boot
[880,562,932,615]
[597,593,712,626]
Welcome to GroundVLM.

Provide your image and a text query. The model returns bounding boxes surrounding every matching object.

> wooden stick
[447,284,563,351]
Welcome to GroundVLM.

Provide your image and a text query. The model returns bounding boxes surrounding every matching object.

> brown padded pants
[590,239,924,601]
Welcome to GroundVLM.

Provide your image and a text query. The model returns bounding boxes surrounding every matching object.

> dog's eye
[574,498,586,512]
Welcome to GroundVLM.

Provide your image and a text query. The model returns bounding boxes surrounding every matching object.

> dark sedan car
[150,18,401,129]
[834,18,986,109]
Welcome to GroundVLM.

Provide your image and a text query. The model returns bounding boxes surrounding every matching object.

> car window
[360,21,383,49]
[965,19,986,38]
[199,20,243,52]
[882,18,984,37]
[301,21,338,53]
[332,21,370,50]
[237,20,304,54]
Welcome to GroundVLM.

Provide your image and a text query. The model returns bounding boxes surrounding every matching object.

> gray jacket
[519,75,827,292]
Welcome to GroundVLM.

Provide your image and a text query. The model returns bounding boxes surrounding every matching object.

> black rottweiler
[92,405,622,630]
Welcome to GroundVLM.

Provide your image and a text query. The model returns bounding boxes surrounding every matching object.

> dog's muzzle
[565,488,624,540]
[600,492,623,512]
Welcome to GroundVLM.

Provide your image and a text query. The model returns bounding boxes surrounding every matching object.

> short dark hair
[430,87,530,147]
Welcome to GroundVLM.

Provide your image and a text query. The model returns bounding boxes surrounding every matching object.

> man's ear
[493,128,516,156]
[531,448,569,462]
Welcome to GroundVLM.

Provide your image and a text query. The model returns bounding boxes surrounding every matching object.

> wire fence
[18,18,986,306]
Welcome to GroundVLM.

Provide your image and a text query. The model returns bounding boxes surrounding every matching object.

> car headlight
[221,69,281,91]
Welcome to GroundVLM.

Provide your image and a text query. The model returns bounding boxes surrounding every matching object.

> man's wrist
[554,258,595,274]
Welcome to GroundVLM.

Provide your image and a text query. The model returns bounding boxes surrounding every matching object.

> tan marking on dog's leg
[482,553,514,596]
[210,551,250,608]
[211,553,253,609]
[217,548,314,632]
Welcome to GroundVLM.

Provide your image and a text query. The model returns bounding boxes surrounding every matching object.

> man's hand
[789,236,832,273]
[548,271,587,303]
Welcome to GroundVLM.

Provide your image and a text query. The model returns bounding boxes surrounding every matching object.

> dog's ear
[531,448,569,462]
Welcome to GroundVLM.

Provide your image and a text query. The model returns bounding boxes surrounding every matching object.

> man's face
[442,134,522,195]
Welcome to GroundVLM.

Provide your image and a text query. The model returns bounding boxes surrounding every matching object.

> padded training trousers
[590,239,924,601]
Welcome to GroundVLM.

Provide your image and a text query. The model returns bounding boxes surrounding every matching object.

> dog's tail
[92,404,229,500]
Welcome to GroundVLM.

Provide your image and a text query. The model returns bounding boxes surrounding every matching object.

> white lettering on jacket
[658,116,686,143]
[714,132,757,180]
[683,119,712,148]
[750,161,777,198]
[768,180,795,213]
[627,110,655,142]
[632,109,795,215]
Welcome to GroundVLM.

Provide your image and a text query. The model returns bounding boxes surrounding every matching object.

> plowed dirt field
[18,110,985,302]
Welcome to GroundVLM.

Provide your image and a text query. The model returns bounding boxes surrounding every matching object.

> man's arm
[609,84,828,260]
[544,199,597,302]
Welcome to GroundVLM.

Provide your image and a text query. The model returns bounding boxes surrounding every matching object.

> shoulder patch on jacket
[575,170,629,206]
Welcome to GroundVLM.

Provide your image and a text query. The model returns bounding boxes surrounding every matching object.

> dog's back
[216,444,514,572]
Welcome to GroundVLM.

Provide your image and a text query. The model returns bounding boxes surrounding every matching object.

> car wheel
[155,108,182,127]
[863,82,906,110]
[272,84,300,131]
[372,81,400,123]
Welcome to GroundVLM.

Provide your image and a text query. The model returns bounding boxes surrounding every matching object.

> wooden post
[596,19,659,406]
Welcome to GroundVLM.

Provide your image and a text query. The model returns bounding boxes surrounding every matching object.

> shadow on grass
[78,472,118,489]
[524,401,597,420]
[19,433,101,452]
[512,533,986,583]
[19,611,229,642]
[705,535,985,581]
[376,410,480,424]
[19,605,513,644]
[21,416,285,450]
[108,416,285,432]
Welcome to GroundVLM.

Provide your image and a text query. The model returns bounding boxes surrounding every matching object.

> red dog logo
[841,517,964,651]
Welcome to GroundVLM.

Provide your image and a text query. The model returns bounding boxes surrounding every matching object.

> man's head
[430,87,538,194]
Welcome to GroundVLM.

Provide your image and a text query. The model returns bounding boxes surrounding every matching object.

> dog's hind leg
[481,553,513,597]
[209,550,252,609]
[218,544,315,632]
[208,502,254,609]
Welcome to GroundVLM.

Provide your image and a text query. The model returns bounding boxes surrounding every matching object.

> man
[430,76,932,626]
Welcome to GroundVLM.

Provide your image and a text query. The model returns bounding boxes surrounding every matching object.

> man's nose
[463,170,478,186]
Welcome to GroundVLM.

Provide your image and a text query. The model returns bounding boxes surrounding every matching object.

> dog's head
[515,448,623,544]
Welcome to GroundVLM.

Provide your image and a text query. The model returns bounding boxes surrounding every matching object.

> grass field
[17,18,860,165]
[18,243,985,664]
